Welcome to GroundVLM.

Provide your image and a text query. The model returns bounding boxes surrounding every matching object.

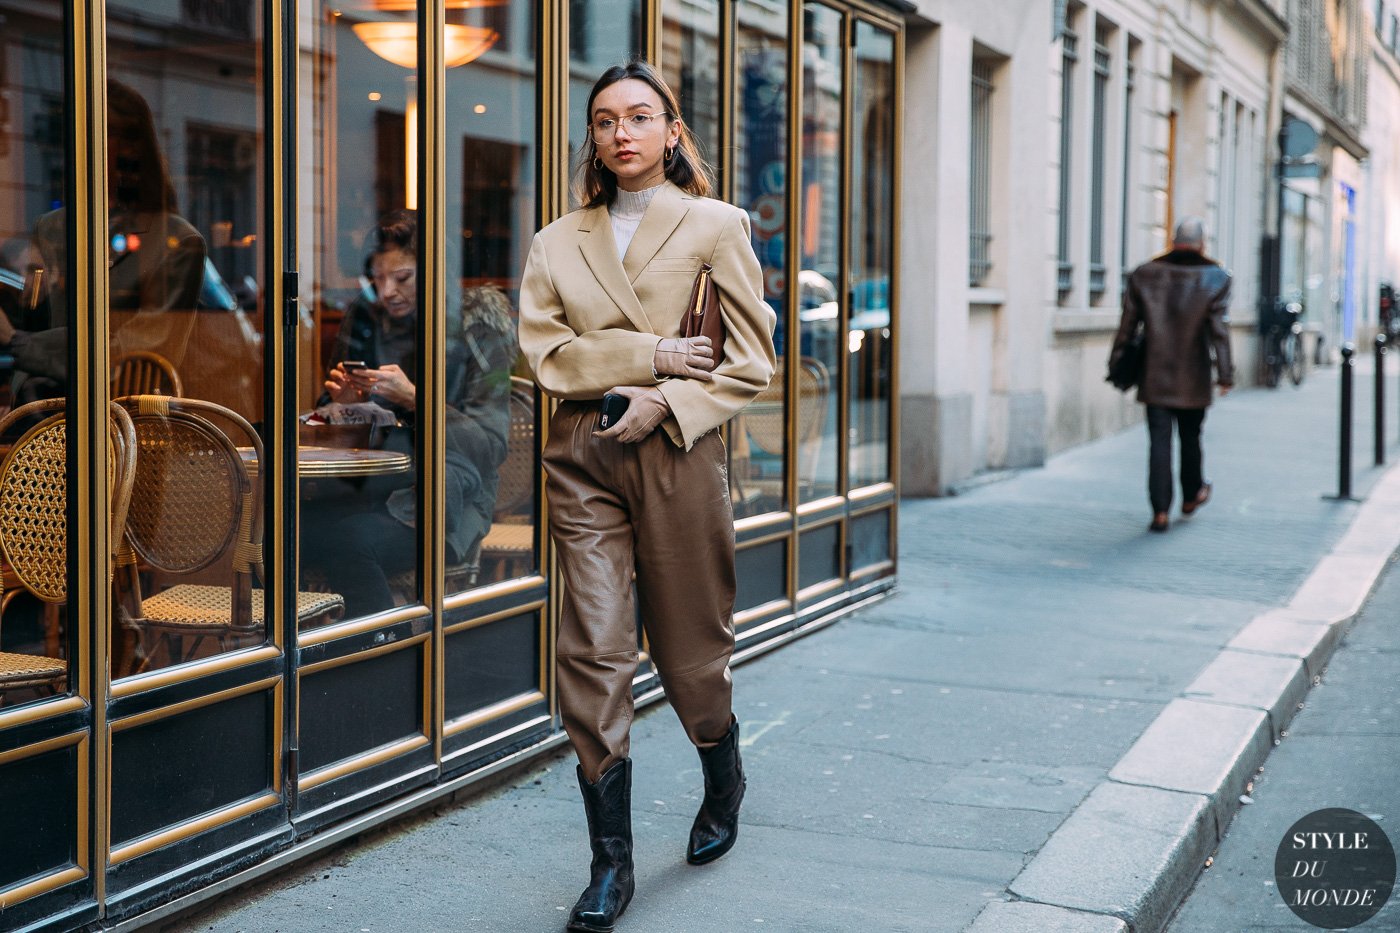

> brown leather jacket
[1110,250,1234,409]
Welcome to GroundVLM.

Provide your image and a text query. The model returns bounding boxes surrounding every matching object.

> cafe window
[799,3,842,503]
[446,0,539,591]
[0,0,74,706]
[848,19,894,490]
[105,0,276,677]
[568,0,646,210]
[729,0,791,518]
[295,0,427,625]
[661,0,722,171]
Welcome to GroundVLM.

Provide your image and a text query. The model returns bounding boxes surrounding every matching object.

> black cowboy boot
[686,719,746,865]
[568,759,634,933]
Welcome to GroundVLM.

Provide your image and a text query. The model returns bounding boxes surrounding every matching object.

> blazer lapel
[577,205,653,332]
[622,182,690,284]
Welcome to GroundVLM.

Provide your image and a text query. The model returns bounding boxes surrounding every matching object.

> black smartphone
[598,393,630,430]
[341,360,367,374]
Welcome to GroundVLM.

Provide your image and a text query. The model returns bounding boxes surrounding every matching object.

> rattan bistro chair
[112,350,183,398]
[730,357,829,506]
[478,377,536,582]
[115,396,343,667]
[0,398,137,694]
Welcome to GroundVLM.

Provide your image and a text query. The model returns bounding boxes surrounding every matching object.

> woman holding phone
[311,209,515,617]
[519,61,775,932]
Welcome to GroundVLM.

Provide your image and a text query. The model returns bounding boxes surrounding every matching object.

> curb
[967,462,1400,933]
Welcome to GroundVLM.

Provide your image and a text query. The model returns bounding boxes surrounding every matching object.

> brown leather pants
[544,401,737,782]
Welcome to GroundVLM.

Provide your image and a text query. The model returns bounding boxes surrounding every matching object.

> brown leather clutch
[681,262,726,364]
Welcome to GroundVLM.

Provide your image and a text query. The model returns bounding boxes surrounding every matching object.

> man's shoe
[1181,482,1212,516]
[568,760,634,932]
[687,718,746,865]
[1149,512,1170,533]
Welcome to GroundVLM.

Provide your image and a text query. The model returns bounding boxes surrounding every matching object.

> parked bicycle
[1263,300,1305,388]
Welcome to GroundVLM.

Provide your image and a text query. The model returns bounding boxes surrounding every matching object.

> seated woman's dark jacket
[324,293,514,562]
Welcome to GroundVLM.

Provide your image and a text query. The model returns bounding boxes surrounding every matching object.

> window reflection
[661,1,721,168]
[799,4,842,503]
[299,0,535,622]
[729,1,790,518]
[299,2,423,621]
[93,0,272,677]
[849,22,893,489]
[447,3,536,587]
[0,1,71,706]
[568,0,645,210]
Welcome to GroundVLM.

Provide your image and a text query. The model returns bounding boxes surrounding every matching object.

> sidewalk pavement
[173,361,1400,933]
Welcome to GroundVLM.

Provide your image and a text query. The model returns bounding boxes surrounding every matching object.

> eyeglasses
[589,111,670,144]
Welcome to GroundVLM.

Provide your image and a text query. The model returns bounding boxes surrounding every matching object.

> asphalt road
[1167,554,1400,932]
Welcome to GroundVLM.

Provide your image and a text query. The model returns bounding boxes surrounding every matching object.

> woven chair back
[0,398,137,602]
[493,378,536,519]
[117,396,260,577]
[112,351,184,398]
[744,356,829,458]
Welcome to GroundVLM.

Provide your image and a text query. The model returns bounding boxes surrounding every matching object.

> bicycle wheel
[1284,331,1305,386]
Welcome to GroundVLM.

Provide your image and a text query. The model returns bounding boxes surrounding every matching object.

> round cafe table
[237,445,412,477]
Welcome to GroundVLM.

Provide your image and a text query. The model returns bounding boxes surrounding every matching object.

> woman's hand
[654,336,715,381]
[323,362,365,403]
[358,363,416,411]
[594,385,670,443]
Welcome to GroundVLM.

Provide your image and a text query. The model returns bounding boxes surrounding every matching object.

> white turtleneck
[609,182,664,259]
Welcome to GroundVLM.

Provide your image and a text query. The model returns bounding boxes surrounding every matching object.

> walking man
[1110,217,1234,532]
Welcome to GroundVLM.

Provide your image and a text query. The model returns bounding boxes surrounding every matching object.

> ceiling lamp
[352,0,504,9]
[352,22,499,69]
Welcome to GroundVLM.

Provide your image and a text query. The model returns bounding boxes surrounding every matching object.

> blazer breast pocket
[644,256,702,274]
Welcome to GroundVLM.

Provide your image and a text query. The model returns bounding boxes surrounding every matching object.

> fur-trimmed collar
[1157,248,1216,267]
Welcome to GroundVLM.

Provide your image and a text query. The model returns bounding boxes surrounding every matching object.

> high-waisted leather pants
[543,401,737,782]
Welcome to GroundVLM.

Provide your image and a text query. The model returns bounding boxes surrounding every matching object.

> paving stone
[967,899,1129,933]
[1288,552,1390,621]
[1182,650,1308,739]
[1009,782,1214,933]
[1108,699,1272,839]
[1225,612,1342,679]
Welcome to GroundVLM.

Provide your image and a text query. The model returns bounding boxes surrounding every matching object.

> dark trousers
[303,507,416,617]
[1146,405,1206,514]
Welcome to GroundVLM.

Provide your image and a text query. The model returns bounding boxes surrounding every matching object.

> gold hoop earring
[664,147,675,163]
[593,156,603,171]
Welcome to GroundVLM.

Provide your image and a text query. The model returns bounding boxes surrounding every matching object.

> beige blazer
[519,181,777,450]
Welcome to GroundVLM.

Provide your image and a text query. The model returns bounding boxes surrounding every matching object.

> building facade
[0,2,903,929]
[1361,0,1400,335]
[1276,0,1369,354]
[900,0,1299,494]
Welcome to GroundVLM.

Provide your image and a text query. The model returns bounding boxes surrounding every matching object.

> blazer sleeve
[656,210,777,449]
[518,232,662,399]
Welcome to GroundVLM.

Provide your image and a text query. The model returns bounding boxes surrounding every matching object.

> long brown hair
[108,79,178,213]
[573,60,713,208]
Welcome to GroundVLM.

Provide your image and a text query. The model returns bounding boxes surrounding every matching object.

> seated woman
[303,209,515,617]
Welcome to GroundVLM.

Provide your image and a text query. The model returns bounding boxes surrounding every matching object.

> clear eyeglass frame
[589,111,671,144]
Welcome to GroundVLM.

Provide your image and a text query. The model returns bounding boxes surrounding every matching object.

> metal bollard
[1377,334,1388,467]
[1338,343,1355,500]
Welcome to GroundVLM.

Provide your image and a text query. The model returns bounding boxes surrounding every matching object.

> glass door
[0,2,95,926]
[291,0,438,826]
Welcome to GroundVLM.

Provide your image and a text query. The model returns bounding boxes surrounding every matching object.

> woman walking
[519,61,776,931]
